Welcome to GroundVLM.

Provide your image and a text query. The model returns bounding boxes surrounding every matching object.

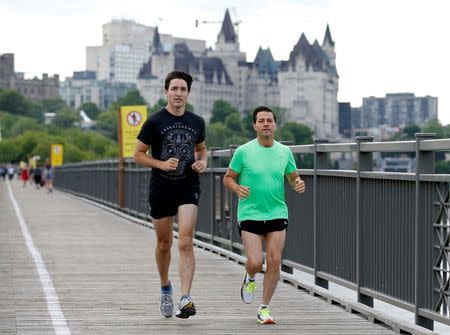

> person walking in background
[33,164,43,189]
[7,163,15,181]
[44,159,54,193]
[223,106,305,324]
[134,71,207,319]
[0,165,6,181]
[20,163,29,187]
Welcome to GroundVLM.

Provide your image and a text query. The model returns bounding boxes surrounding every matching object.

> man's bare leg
[153,217,173,286]
[262,230,286,306]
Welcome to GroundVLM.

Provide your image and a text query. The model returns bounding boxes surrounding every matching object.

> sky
[0,0,448,125]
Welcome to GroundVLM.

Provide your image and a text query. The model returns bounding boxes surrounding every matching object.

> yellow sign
[51,144,63,166]
[119,105,147,158]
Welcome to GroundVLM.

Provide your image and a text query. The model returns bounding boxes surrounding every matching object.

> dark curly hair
[164,71,193,92]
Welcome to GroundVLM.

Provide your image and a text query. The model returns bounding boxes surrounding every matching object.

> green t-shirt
[229,139,297,221]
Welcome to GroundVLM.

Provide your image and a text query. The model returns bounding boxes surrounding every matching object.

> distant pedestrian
[33,165,43,189]
[7,164,15,180]
[20,164,29,187]
[44,160,54,193]
[0,165,6,181]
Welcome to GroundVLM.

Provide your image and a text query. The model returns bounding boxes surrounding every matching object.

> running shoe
[257,305,275,324]
[241,272,256,304]
[160,284,174,318]
[175,295,196,319]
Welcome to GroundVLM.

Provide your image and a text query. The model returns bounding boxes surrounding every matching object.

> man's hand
[161,157,179,171]
[192,160,207,173]
[292,177,305,194]
[236,185,250,199]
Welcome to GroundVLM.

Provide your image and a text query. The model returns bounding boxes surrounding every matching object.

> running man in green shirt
[223,106,305,324]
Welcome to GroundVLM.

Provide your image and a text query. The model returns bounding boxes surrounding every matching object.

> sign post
[117,105,147,208]
[51,144,63,166]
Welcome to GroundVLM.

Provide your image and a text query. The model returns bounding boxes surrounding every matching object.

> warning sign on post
[51,144,63,166]
[118,105,147,158]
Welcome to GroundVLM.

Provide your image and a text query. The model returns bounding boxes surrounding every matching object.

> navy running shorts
[148,186,200,219]
[238,219,288,236]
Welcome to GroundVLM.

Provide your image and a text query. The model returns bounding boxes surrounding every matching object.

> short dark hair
[253,105,276,123]
[164,71,193,92]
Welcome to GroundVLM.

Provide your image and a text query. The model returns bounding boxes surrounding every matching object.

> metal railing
[54,134,450,330]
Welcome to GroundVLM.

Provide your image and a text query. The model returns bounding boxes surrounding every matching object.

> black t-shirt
[137,108,206,190]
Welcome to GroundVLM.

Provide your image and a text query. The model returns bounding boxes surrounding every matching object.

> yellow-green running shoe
[241,272,256,304]
[257,305,275,324]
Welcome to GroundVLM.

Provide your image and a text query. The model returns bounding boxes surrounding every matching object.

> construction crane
[195,19,243,31]
[195,19,221,28]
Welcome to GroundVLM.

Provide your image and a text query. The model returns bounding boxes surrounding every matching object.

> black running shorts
[238,219,288,236]
[148,186,200,219]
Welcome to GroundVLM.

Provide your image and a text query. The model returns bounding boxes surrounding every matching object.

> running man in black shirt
[134,71,207,319]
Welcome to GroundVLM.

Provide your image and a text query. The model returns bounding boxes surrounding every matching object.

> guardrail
[55,133,450,330]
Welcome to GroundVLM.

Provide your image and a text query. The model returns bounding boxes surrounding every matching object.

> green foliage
[0,129,117,164]
[10,118,45,137]
[436,160,450,174]
[78,102,101,120]
[224,134,249,147]
[112,89,147,109]
[0,112,46,142]
[224,113,243,133]
[210,100,239,124]
[206,123,233,149]
[0,89,35,119]
[40,97,67,114]
[422,119,446,138]
[95,109,118,141]
[52,107,79,128]
[402,124,421,139]
[278,122,313,145]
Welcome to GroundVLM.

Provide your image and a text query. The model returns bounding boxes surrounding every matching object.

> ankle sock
[161,282,172,294]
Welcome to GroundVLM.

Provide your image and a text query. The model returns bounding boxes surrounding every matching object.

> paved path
[0,179,433,334]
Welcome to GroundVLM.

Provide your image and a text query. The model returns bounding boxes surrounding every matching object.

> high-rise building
[361,93,438,128]
[86,19,206,83]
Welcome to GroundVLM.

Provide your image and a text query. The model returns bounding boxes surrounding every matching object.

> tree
[210,100,239,124]
[206,123,232,149]
[422,119,446,138]
[40,97,67,114]
[279,122,313,145]
[10,118,44,137]
[0,89,32,117]
[224,113,243,133]
[95,109,118,141]
[78,102,101,120]
[403,124,421,139]
[112,89,147,109]
[52,107,79,128]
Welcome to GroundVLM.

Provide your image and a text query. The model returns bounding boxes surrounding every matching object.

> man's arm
[133,140,178,171]
[223,168,250,199]
[191,141,208,173]
[286,171,306,194]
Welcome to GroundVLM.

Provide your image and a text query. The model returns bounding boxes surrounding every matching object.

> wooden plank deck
[0,180,436,335]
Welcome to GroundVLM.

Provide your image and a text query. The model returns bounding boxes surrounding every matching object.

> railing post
[414,133,436,330]
[229,144,239,251]
[210,147,221,244]
[314,138,329,289]
[280,141,293,274]
[356,136,374,307]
